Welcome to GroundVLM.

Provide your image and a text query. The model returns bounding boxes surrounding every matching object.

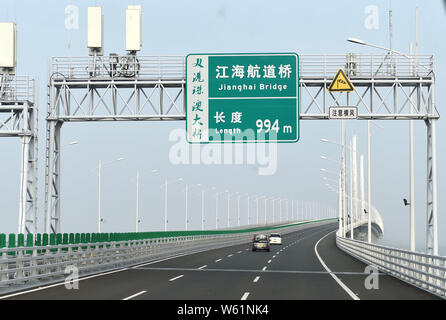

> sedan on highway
[252,234,270,252]
[269,233,282,245]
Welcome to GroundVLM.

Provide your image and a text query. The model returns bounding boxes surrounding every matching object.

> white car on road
[269,233,282,245]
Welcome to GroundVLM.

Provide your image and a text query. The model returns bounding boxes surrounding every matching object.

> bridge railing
[0,75,35,101]
[336,232,446,299]
[49,54,434,80]
[0,219,332,294]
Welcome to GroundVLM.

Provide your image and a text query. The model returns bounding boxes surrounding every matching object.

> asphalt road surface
[0,221,438,300]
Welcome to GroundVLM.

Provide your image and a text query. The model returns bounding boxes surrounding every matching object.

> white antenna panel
[126,5,142,52]
[0,22,17,72]
[88,7,103,55]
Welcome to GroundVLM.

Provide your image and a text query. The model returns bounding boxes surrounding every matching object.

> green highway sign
[186,53,299,143]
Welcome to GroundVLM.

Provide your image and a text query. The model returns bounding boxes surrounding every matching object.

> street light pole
[97,157,124,233]
[164,179,168,231]
[201,189,205,231]
[215,191,219,230]
[238,194,241,227]
[98,160,102,233]
[226,191,230,228]
[135,171,140,232]
[185,184,188,231]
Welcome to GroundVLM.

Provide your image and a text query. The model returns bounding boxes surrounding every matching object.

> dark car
[252,234,270,252]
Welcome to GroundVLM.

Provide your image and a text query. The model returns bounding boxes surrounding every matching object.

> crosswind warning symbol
[328,69,355,92]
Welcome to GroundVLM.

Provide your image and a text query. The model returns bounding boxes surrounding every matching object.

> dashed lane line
[123,290,147,300]
[169,275,184,282]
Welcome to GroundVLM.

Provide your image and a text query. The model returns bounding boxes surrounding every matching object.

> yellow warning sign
[328,69,355,92]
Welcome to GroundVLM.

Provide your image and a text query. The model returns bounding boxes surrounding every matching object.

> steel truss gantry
[45,54,439,254]
[0,75,38,234]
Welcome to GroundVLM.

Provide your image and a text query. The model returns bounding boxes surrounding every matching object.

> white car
[269,233,282,245]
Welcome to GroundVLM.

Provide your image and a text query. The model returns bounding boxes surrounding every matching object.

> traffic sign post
[186,53,299,143]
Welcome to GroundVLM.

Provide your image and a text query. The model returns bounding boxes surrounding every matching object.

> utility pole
[185,184,188,231]
[409,43,416,251]
[98,160,102,233]
[135,171,139,232]
[164,180,168,231]
[368,122,372,243]
[360,155,365,223]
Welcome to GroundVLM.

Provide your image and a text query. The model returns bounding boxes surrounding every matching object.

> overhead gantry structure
[44,53,438,254]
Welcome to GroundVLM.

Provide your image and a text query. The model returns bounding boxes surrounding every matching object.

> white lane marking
[314,231,360,301]
[253,276,260,283]
[238,251,242,254]
[169,275,184,282]
[267,260,272,264]
[122,290,147,300]
[215,259,222,262]
[273,255,276,258]
[241,292,250,300]
[198,265,207,270]
[228,254,233,257]
[262,266,267,271]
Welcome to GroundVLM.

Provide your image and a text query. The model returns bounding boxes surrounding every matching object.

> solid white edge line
[122,290,147,300]
[169,275,184,282]
[241,292,250,300]
[314,231,360,300]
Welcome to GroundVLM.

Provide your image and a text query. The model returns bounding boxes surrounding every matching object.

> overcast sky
[0,0,444,255]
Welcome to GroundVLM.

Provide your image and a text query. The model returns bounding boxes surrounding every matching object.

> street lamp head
[152,169,159,174]
[320,168,327,172]
[116,157,125,161]
[347,38,366,45]
[320,138,329,143]
[320,155,328,160]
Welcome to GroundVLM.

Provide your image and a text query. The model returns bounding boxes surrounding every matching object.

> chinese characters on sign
[329,107,358,119]
[186,53,299,143]
[187,55,209,142]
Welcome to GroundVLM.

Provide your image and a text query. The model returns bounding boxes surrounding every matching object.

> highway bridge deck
[0,222,437,300]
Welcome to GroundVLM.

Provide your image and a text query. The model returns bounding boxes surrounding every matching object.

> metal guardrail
[0,220,330,294]
[0,75,35,102]
[49,54,434,81]
[336,234,446,298]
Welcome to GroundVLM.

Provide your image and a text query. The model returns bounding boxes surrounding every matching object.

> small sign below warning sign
[328,69,355,92]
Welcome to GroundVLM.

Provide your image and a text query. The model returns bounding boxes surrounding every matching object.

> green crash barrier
[0,233,5,257]
[62,233,69,252]
[8,233,16,256]
[50,234,56,252]
[35,234,42,254]
[26,234,33,255]
[0,219,335,253]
